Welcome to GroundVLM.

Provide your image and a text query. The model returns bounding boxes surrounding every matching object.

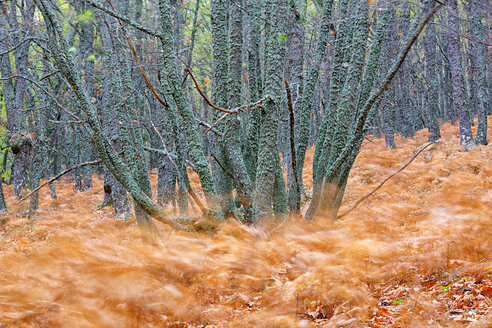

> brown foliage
[0,121,490,327]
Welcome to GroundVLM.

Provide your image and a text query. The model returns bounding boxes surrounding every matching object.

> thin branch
[144,146,177,159]
[232,95,269,112]
[188,65,272,136]
[336,142,432,219]
[195,119,223,137]
[211,154,235,181]
[453,257,492,278]
[86,0,161,38]
[187,67,235,114]
[149,120,180,176]
[105,0,169,109]
[186,159,195,170]
[204,112,228,135]
[149,119,208,214]
[18,159,102,203]
[0,37,41,56]
[40,70,60,81]
[0,75,84,124]
[203,95,270,135]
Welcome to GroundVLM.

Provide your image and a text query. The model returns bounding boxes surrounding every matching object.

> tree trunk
[447,0,474,146]
[252,0,288,220]
[469,0,488,145]
[423,16,441,143]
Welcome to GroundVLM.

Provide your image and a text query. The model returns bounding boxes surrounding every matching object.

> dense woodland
[0,0,491,326]
[0,0,490,237]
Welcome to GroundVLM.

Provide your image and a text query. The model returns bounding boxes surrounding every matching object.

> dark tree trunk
[423,17,441,143]
[469,0,488,145]
[447,0,474,146]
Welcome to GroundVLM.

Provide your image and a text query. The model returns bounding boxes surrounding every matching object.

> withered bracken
[0,119,490,327]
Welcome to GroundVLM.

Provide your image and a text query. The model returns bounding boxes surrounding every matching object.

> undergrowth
[0,121,490,327]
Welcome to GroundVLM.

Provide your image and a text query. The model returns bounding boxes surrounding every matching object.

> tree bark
[447,0,474,146]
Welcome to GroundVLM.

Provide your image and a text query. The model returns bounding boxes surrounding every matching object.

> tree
[4,0,484,245]
[446,0,473,146]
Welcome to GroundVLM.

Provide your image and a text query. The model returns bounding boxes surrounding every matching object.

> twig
[186,159,196,171]
[186,67,235,114]
[187,66,270,123]
[150,119,208,214]
[18,159,102,203]
[149,119,180,176]
[230,95,270,112]
[204,112,228,135]
[106,0,168,109]
[454,257,492,273]
[336,142,432,219]
[195,118,223,137]
[39,70,59,81]
[211,154,235,181]
[203,96,270,135]
[86,0,161,38]
[0,75,84,124]
[0,37,40,56]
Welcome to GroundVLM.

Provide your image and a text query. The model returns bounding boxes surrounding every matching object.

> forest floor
[0,120,491,328]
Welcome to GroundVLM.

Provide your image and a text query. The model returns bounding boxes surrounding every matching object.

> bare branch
[203,96,270,135]
[18,159,102,204]
[211,154,235,181]
[204,112,228,135]
[187,67,235,114]
[0,75,84,124]
[85,0,161,38]
[40,70,60,81]
[195,119,223,137]
[336,142,432,219]
[150,120,208,214]
[104,0,169,109]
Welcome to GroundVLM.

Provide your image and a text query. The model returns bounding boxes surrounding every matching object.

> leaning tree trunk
[306,0,442,220]
[318,0,370,215]
[36,0,190,241]
[158,0,220,216]
[102,11,159,243]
